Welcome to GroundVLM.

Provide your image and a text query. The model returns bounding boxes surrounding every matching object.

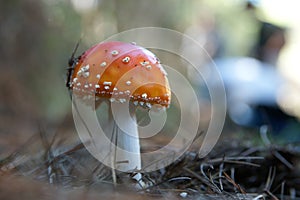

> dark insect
[66,40,81,89]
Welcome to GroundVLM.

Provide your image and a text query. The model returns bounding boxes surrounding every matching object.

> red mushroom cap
[68,41,171,108]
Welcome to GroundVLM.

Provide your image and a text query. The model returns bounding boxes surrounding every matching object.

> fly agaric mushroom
[67,41,171,186]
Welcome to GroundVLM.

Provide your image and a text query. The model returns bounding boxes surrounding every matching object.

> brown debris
[1,129,300,199]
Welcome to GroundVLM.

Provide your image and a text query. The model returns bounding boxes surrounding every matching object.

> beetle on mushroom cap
[67,41,171,108]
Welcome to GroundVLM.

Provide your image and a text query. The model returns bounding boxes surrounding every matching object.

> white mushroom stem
[105,102,142,185]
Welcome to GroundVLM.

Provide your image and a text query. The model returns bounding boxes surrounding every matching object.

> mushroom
[67,41,171,186]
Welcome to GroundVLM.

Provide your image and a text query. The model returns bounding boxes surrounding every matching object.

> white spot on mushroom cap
[141,93,147,98]
[103,81,112,86]
[73,78,78,83]
[122,56,130,63]
[96,74,100,79]
[140,61,149,66]
[83,72,89,78]
[146,65,152,70]
[82,65,89,71]
[77,64,90,77]
[124,90,130,95]
[111,50,119,56]
[126,80,131,86]
[100,62,106,67]
[95,84,100,88]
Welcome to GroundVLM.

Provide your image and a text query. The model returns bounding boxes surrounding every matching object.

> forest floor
[1,120,300,200]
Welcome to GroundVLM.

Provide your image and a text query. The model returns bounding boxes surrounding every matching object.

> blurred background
[1,0,300,158]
